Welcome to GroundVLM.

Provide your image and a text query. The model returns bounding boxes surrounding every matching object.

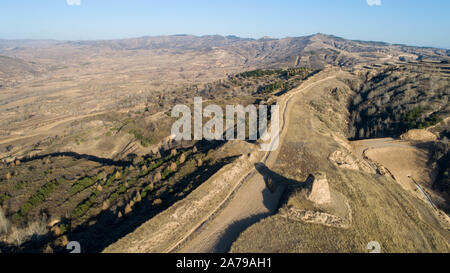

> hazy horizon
[1,0,449,49]
[1,33,449,51]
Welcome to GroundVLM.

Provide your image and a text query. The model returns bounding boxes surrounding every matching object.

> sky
[0,0,449,49]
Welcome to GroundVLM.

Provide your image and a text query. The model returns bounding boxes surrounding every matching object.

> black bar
[0,253,447,272]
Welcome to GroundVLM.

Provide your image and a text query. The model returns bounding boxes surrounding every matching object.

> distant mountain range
[0,33,449,83]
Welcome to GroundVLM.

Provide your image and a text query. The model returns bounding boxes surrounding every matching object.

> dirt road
[174,73,337,253]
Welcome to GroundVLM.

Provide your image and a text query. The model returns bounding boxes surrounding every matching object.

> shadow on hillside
[20,151,131,167]
[62,156,239,253]
[209,163,312,253]
[16,139,228,168]
[0,140,235,253]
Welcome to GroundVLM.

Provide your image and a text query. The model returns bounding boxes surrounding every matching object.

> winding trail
[171,73,337,253]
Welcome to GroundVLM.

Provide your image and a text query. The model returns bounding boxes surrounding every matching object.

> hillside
[0,34,449,253]
[230,68,449,253]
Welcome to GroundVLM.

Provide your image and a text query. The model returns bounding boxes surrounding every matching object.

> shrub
[117,184,127,194]
[108,192,119,203]
[72,193,98,219]
[280,67,310,79]
[141,160,165,177]
[20,180,59,215]
[12,213,21,222]
[401,108,443,130]
[129,129,154,147]
[106,182,128,204]
[15,180,26,190]
[141,183,154,199]
[0,192,11,206]
[105,174,116,187]
[141,191,148,199]
[237,69,280,78]
[70,177,96,196]
[58,224,69,235]
[149,160,164,171]
[257,81,286,94]
[161,166,173,179]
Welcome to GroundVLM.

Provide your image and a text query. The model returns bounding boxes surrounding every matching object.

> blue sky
[1,0,449,48]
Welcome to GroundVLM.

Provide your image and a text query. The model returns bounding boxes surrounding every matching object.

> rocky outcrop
[400,129,438,142]
[329,149,377,174]
[307,172,331,205]
[281,208,348,228]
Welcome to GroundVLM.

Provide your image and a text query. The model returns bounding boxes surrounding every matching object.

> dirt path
[174,73,338,253]
[351,138,415,156]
